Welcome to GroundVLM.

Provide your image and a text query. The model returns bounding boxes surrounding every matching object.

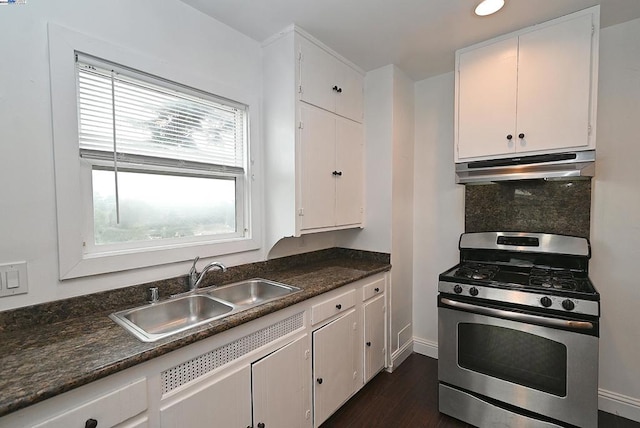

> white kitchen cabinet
[300,103,363,231]
[312,310,360,427]
[362,276,386,383]
[299,37,364,123]
[159,365,252,428]
[455,6,599,162]
[263,26,365,248]
[30,378,148,428]
[252,334,312,428]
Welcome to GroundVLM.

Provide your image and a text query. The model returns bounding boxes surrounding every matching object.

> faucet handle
[147,287,159,303]
[190,256,200,276]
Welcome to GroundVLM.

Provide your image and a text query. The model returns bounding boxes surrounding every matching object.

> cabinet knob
[518,133,525,139]
[317,377,323,384]
[335,304,342,310]
[366,341,372,347]
[506,134,513,140]
[85,419,98,428]
[374,287,380,292]
[258,423,266,428]
[337,87,343,93]
[332,85,339,92]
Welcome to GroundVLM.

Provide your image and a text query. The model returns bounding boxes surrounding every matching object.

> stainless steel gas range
[438,232,600,428]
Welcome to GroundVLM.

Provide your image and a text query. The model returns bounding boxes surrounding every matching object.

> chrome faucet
[188,256,227,291]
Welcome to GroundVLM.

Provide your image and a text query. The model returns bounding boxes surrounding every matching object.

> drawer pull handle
[366,341,372,347]
[374,287,380,292]
[335,304,342,310]
[317,377,323,384]
[85,419,98,428]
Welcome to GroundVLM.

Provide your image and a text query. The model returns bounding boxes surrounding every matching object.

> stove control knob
[469,287,479,297]
[540,297,552,308]
[453,285,463,294]
[562,299,575,311]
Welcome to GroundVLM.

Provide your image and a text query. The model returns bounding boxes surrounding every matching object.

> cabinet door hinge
[298,85,303,95]
[298,121,304,129]
[305,349,310,360]
[592,24,595,36]
[588,124,592,135]
[298,208,304,216]
[298,51,303,61]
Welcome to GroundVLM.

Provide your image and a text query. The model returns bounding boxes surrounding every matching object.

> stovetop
[449,262,597,295]
[438,232,600,317]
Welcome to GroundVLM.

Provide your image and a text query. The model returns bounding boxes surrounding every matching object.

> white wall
[389,66,415,360]
[591,17,640,421]
[0,0,264,310]
[338,66,394,253]
[412,72,465,358]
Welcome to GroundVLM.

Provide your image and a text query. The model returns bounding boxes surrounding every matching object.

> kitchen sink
[206,279,301,306]
[111,278,301,342]
[110,294,234,342]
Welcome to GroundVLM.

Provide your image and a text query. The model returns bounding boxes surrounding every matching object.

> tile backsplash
[465,179,592,238]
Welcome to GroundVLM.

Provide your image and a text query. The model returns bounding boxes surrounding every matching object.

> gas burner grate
[529,267,578,290]
[454,263,500,281]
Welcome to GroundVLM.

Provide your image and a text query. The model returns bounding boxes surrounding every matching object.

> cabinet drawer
[362,277,385,301]
[33,378,147,428]
[311,289,356,325]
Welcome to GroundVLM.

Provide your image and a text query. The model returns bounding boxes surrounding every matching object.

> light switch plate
[0,262,28,297]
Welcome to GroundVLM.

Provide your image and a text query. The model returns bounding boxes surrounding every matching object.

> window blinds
[76,54,246,174]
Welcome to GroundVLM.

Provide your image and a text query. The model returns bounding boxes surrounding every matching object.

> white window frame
[48,24,262,279]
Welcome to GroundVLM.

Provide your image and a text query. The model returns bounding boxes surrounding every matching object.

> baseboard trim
[413,337,438,359]
[599,388,640,423]
[387,339,414,373]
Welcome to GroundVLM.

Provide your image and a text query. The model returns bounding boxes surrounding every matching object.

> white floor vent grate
[161,312,304,395]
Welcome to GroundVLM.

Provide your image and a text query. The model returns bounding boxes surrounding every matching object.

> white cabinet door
[457,37,518,160]
[334,60,364,122]
[299,38,338,115]
[516,12,594,154]
[299,104,364,232]
[313,310,359,427]
[363,294,386,383]
[300,104,336,230]
[159,365,251,428]
[299,37,363,123]
[335,116,364,227]
[252,335,312,428]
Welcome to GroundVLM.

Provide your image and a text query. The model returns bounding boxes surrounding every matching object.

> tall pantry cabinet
[263,26,365,250]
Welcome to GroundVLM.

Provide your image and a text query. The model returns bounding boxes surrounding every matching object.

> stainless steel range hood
[455,150,595,184]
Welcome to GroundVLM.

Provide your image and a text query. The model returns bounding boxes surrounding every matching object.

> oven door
[438,295,598,428]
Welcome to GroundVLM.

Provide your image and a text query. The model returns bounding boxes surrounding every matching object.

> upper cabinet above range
[298,37,364,123]
[454,6,599,162]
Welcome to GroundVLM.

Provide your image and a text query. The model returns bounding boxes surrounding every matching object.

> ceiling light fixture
[475,0,505,16]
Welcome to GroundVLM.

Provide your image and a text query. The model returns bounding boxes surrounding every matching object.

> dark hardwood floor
[321,353,640,428]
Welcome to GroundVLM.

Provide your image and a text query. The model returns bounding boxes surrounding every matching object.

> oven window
[458,323,567,396]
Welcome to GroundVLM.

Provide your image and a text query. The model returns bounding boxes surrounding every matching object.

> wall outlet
[0,262,28,297]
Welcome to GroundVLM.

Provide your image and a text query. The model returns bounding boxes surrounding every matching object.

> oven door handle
[440,297,595,330]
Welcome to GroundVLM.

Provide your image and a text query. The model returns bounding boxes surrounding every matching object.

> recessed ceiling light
[475,0,505,16]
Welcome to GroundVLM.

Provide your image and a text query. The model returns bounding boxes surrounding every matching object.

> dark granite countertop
[0,248,390,418]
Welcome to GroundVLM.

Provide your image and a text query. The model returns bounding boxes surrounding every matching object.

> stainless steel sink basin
[206,279,301,306]
[110,294,233,342]
[111,278,300,342]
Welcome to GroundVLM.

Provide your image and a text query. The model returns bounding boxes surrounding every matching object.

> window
[76,54,247,252]
[48,25,260,279]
